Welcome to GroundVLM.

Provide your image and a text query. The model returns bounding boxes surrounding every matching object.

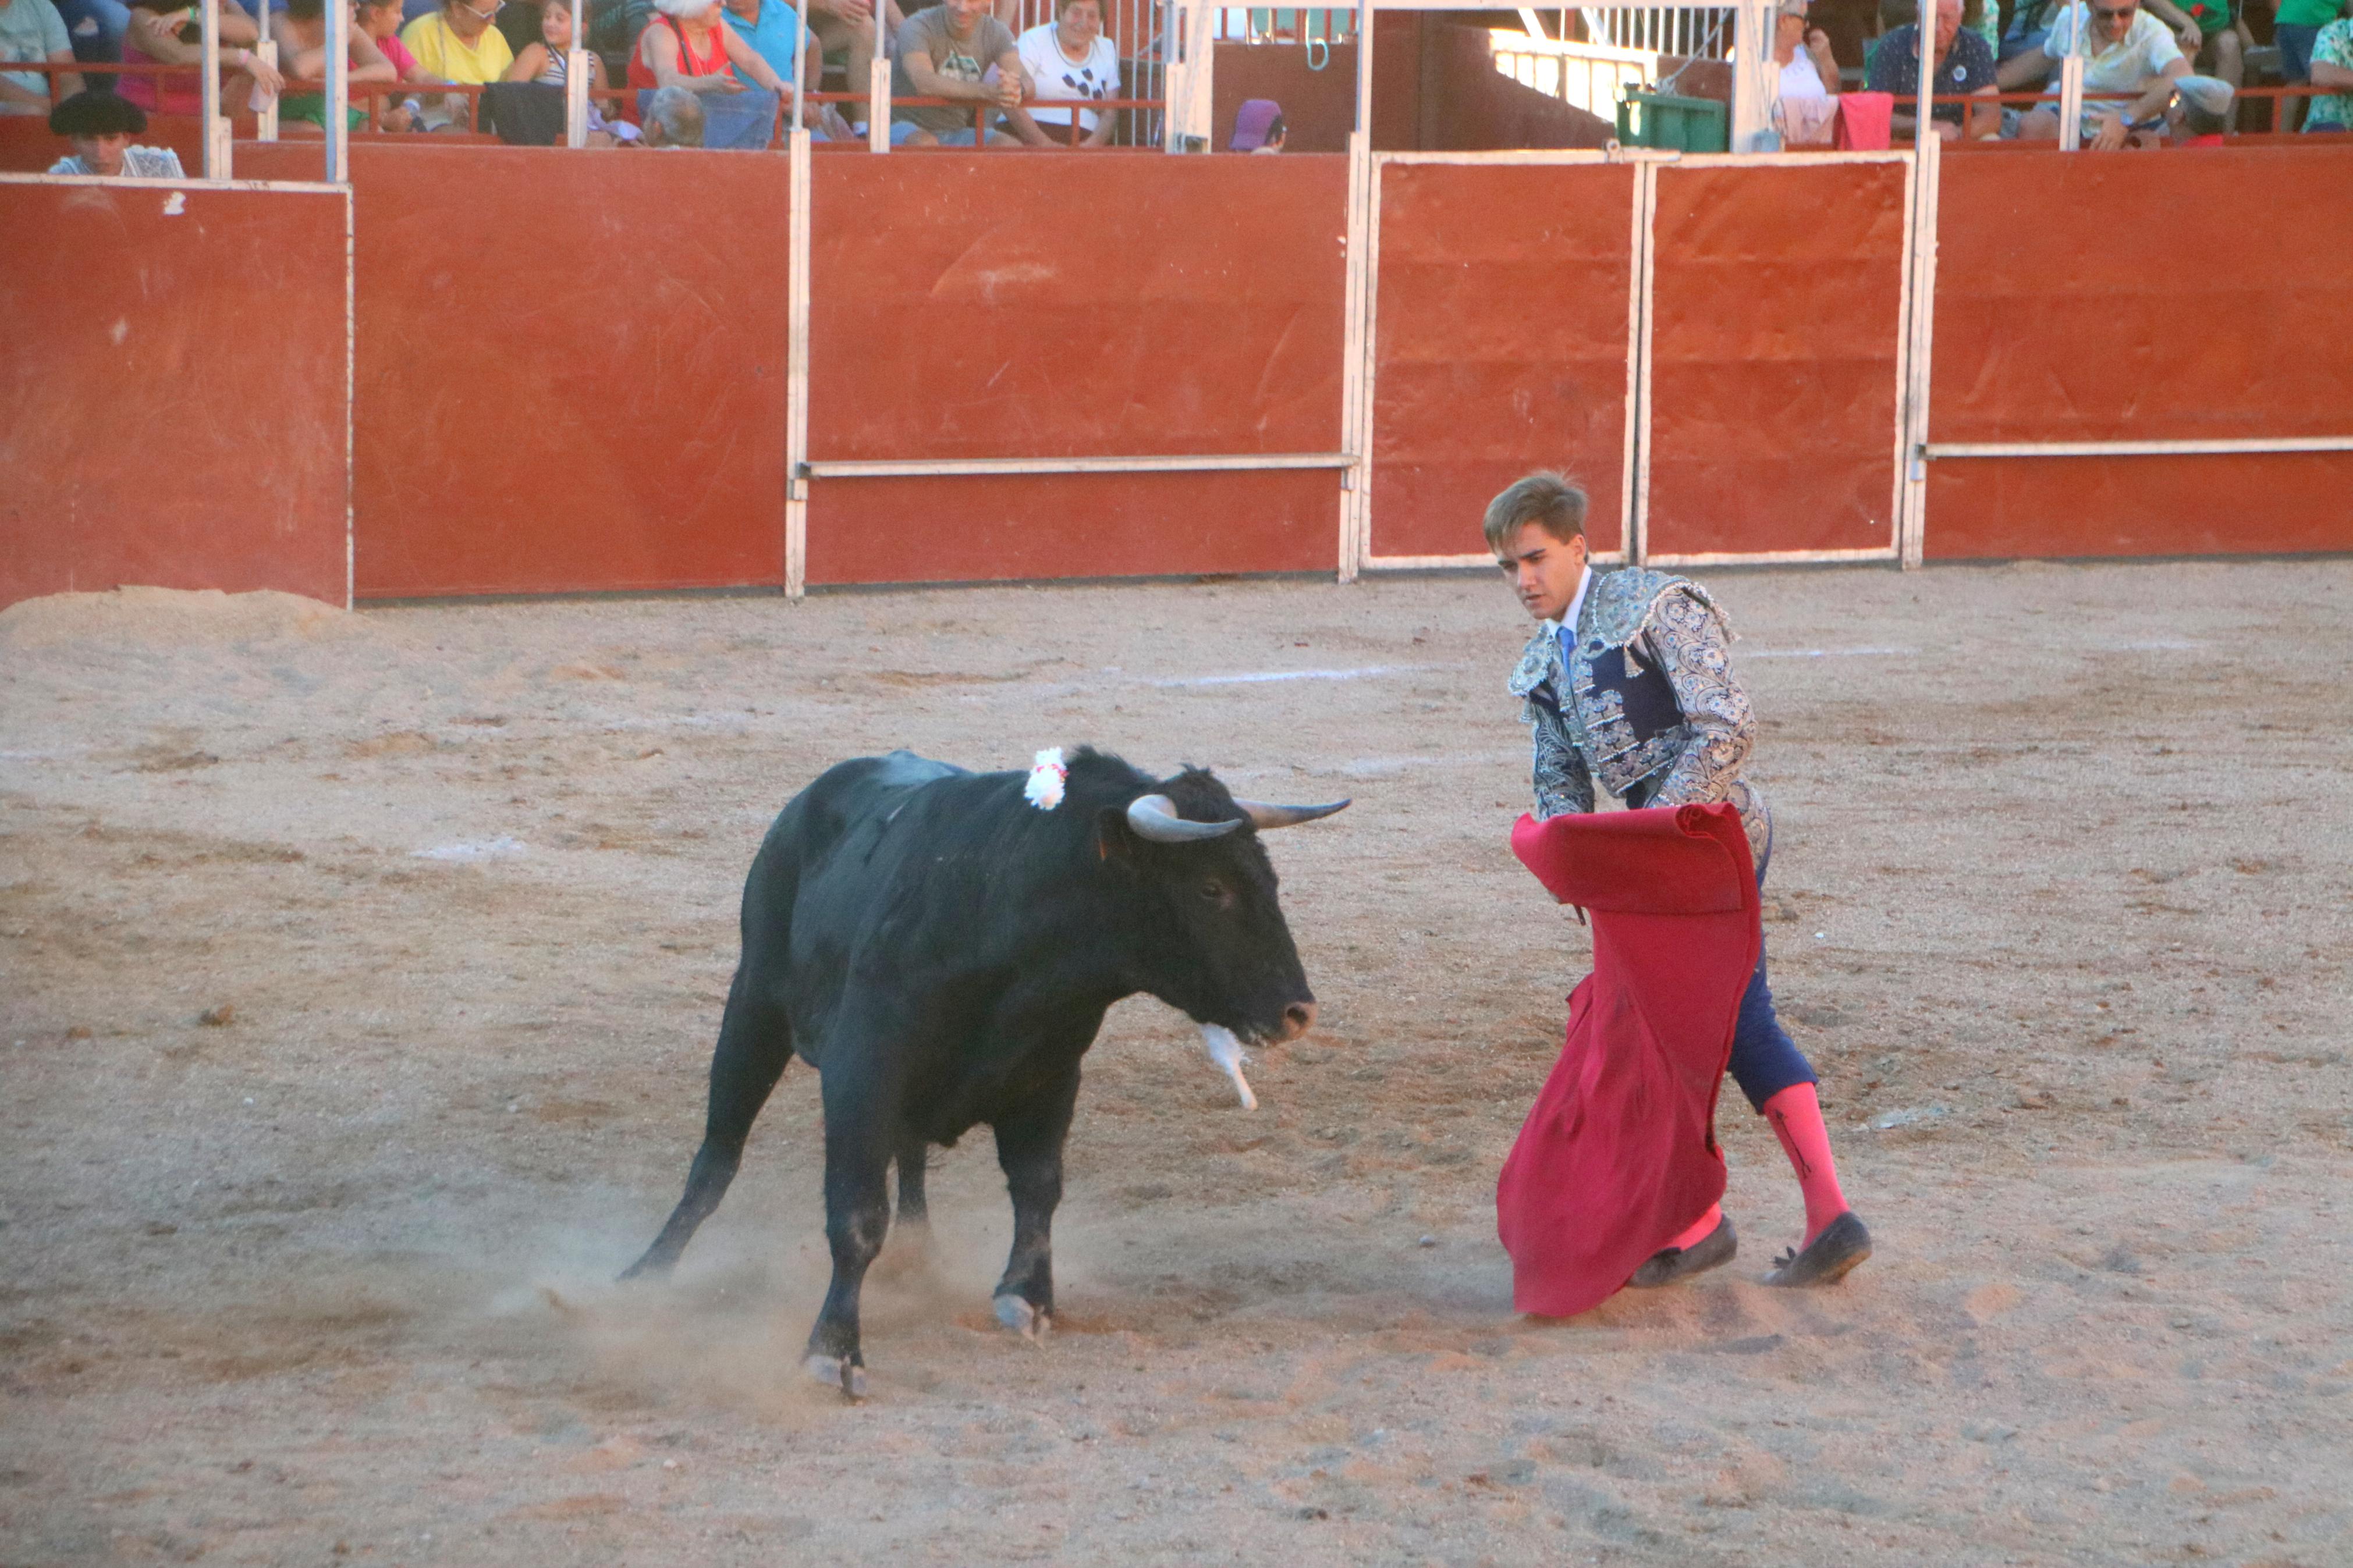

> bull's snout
[1276,1000,1317,1043]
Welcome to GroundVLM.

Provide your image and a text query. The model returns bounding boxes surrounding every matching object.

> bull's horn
[1126,794,1245,844]
[1232,797,1353,830]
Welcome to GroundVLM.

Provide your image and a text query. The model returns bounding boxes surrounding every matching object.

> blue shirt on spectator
[1863,22,1996,125]
[721,0,804,90]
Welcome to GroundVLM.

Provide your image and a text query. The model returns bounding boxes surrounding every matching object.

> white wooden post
[254,40,279,140]
[1730,0,1776,151]
[200,0,228,179]
[324,0,346,182]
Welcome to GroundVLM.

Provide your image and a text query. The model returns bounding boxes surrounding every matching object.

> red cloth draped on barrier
[1496,803,1761,1318]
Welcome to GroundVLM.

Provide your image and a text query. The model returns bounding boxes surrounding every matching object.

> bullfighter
[1491,472,1872,1289]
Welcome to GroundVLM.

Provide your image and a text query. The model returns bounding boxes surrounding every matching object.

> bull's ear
[1094,805,1139,867]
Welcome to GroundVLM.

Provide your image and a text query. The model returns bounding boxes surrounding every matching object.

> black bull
[622,748,1347,1396]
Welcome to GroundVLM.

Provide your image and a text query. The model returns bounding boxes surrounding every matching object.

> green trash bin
[1614,90,1729,152]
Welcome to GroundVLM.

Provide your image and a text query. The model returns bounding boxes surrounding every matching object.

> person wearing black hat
[46,86,184,175]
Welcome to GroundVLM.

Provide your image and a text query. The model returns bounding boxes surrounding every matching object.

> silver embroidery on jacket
[1506,567,1773,865]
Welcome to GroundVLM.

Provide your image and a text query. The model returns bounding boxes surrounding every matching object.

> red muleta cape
[1496,803,1761,1317]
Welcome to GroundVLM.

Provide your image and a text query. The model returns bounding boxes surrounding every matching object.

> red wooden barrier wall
[1368,159,1634,560]
[803,152,1348,586]
[322,143,790,598]
[0,182,349,606]
[1928,145,2353,559]
[1644,159,1910,559]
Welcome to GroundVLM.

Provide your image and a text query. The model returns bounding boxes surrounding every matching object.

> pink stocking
[1762,1083,1848,1246]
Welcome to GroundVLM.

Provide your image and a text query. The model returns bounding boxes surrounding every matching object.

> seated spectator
[2164,0,2249,87]
[506,0,623,125]
[717,0,848,137]
[52,0,129,75]
[1002,0,1118,147]
[115,0,278,114]
[2272,0,2343,134]
[1998,0,2055,61]
[1863,0,1996,138]
[1229,94,1283,150]
[628,0,789,131]
[890,0,1023,146]
[807,0,899,135]
[401,0,514,130]
[2,0,80,115]
[638,75,699,140]
[47,83,182,168]
[359,0,430,127]
[2308,11,2353,131]
[1772,0,1842,143]
[271,0,396,131]
[2157,70,2230,141]
[2001,0,2190,148]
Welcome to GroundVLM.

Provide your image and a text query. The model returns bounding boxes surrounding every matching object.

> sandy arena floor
[2,559,2349,1567]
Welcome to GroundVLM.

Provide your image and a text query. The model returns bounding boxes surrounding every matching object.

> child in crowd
[269,0,397,132]
[46,87,184,175]
[359,0,432,130]
[503,0,632,142]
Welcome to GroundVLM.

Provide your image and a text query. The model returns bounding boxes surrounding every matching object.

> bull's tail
[620,962,794,1282]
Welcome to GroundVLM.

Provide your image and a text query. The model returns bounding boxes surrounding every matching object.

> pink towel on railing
[1835,91,1893,150]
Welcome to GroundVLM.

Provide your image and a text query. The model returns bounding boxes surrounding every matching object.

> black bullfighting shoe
[1762,1210,1872,1288]
[1628,1215,1738,1288]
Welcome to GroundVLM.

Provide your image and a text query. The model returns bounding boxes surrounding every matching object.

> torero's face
[1497,521,1589,625]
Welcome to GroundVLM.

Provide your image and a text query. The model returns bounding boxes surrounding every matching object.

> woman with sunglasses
[400,0,513,129]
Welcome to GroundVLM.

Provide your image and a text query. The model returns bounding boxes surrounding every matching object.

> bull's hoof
[993,1293,1052,1342]
[803,1353,868,1402]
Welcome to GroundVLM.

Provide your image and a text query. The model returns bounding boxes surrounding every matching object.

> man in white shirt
[2000,0,2191,148]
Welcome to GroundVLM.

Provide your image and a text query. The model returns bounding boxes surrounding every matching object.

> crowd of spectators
[15,0,2352,160]
[1784,0,2352,141]
[12,0,1164,147]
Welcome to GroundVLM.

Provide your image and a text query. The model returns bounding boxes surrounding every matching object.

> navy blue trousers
[1727,848,1818,1113]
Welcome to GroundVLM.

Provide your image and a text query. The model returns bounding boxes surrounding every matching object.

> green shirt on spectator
[2309,18,2352,129]
[2273,0,2340,29]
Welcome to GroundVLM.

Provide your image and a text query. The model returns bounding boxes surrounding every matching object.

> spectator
[271,0,396,131]
[1002,0,1117,147]
[52,0,129,74]
[400,0,513,130]
[1864,0,1997,138]
[2166,0,2249,87]
[890,0,1023,146]
[638,74,698,139]
[358,0,428,127]
[2156,70,2229,141]
[807,0,900,137]
[3,0,84,112]
[2273,0,2343,134]
[117,0,279,115]
[46,81,181,167]
[2308,9,2353,131]
[503,0,636,138]
[1772,0,1841,144]
[628,0,792,127]
[1229,94,1283,150]
[2001,0,2191,149]
[718,0,848,136]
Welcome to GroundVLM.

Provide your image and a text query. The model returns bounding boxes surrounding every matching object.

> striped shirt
[48,145,187,177]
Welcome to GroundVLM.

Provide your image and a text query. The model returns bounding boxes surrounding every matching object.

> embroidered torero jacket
[1506,566,1772,865]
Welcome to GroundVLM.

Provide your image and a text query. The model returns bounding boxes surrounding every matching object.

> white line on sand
[1150,664,1435,688]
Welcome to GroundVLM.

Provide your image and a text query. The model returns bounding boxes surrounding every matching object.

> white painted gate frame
[1341,141,1936,579]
